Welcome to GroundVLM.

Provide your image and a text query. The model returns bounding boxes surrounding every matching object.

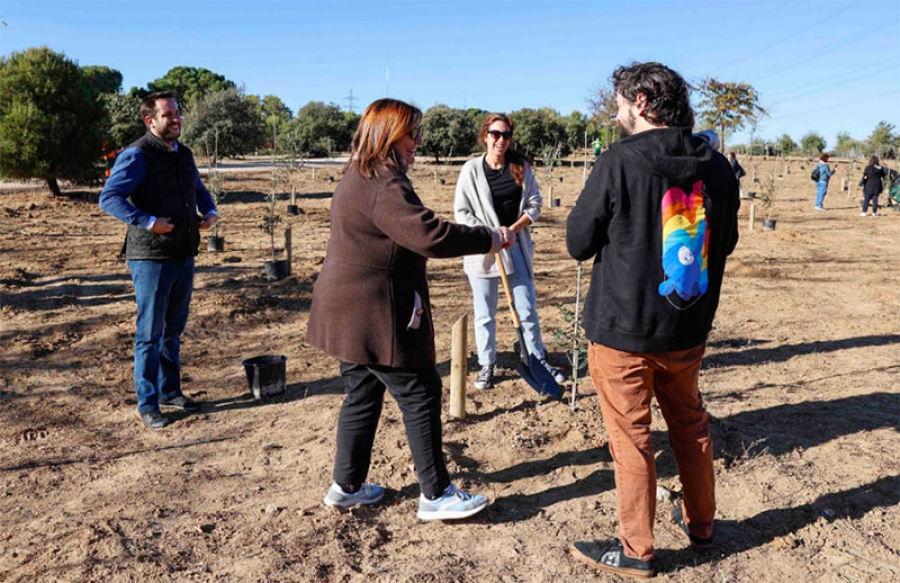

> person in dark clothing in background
[860,155,897,216]
[100,91,217,430]
[565,62,740,579]
[729,152,746,198]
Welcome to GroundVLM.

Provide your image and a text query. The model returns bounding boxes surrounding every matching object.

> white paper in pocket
[406,291,424,330]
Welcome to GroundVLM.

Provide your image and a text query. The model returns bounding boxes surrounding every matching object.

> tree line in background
[2,47,897,196]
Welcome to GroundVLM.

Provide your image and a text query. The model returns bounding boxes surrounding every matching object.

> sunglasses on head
[486,130,512,140]
[408,126,423,141]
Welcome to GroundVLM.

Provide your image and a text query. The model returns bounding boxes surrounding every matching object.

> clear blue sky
[2,0,898,148]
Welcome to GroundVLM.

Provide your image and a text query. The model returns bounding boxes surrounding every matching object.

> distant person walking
[307,98,514,520]
[813,153,837,210]
[453,112,565,391]
[99,90,217,430]
[728,152,746,198]
[860,156,897,217]
[566,62,740,579]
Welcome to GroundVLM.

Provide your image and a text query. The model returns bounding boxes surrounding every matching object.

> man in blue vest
[100,91,217,430]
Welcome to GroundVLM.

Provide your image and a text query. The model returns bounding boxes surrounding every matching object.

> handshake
[489,226,517,253]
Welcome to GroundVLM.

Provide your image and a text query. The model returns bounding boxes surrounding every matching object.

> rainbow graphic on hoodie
[658,180,709,306]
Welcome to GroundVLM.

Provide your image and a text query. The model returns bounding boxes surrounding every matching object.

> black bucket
[242,354,287,399]
[264,259,289,281]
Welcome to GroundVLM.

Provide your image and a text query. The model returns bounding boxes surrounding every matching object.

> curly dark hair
[612,62,694,129]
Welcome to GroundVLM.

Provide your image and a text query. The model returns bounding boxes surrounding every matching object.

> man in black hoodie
[566,62,740,579]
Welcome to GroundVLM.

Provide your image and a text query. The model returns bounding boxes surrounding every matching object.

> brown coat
[307,164,495,368]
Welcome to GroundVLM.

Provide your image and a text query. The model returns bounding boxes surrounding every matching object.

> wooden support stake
[449,314,468,419]
[312,167,316,182]
[749,203,755,231]
[284,226,292,275]
[291,186,296,206]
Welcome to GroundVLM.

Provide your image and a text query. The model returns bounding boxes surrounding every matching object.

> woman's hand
[500,227,515,249]
[509,215,533,234]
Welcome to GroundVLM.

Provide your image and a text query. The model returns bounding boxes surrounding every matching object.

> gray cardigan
[453,155,542,278]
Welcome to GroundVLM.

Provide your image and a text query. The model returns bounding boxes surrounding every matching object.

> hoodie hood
[613,127,712,186]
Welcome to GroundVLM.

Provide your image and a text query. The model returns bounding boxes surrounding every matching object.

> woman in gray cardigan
[453,113,565,390]
[308,99,512,520]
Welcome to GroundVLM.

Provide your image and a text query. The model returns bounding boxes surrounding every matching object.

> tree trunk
[47,177,62,197]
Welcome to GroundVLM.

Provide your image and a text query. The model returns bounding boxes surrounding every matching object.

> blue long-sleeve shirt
[100,143,216,230]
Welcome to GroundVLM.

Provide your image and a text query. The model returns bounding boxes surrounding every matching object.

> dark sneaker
[474,364,494,390]
[159,395,200,412]
[323,483,385,508]
[670,506,713,550]
[138,410,170,430]
[570,539,654,579]
[538,358,566,384]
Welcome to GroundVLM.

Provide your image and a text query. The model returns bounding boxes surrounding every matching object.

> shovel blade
[516,354,563,398]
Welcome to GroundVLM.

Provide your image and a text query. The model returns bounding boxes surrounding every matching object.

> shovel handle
[496,253,523,328]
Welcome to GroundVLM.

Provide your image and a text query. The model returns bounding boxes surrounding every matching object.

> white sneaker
[860,212,867,216]
[417,484,488,520]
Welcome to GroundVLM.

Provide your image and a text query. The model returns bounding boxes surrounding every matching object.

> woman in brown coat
[307,98,513,520]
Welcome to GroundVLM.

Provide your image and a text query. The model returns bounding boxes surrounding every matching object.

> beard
[617,110,636,137]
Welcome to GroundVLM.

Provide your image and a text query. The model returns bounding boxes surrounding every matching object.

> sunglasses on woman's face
[487,130,512,140]
[408,126,423,141]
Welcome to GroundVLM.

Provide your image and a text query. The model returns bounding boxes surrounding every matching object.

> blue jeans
[127,257,195,412]
[815,181,829,208]
[467,241,547,367]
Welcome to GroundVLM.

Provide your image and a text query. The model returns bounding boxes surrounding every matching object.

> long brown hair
[479,113,525,187]
[346,98,422,179]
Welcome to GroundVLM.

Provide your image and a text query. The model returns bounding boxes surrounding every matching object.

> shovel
[495,254,563,398]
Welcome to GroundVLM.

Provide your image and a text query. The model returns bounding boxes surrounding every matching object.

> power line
[766,89,899,121]
[709,0,863,76]
[765,57,900,107]
[765,56,900,100]
[752,21,895,84]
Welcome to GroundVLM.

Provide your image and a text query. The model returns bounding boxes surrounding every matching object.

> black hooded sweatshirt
[566,127,740,353]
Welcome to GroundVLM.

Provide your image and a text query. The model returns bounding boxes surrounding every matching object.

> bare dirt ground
[1,155,898,582]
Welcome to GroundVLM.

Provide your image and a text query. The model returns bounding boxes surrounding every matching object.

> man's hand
[198,214,218,230]
[151,217,174,234]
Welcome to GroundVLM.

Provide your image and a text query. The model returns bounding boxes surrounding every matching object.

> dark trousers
[862,193,880,214]
[333,362,450,499]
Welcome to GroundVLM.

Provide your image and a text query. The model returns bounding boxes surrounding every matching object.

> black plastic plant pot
[264,259,289,281]
[242,354,287,399]
[762,218,776,231]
